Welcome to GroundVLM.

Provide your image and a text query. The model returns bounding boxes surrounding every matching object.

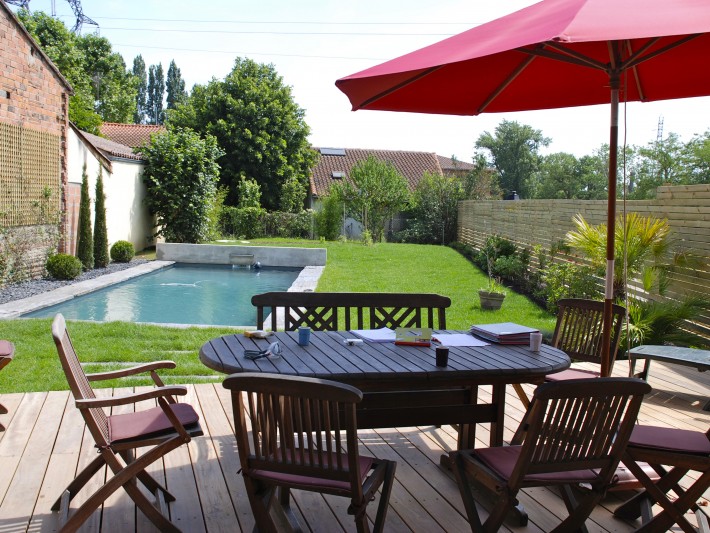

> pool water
[24,263,301,327]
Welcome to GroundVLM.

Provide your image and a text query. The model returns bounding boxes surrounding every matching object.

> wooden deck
[0,360,708,533]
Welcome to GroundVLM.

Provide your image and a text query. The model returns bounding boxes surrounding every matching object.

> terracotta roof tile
[82,131,143,161]
[311,147,443,197]
[437,155,475,172]
[100,122,165,149]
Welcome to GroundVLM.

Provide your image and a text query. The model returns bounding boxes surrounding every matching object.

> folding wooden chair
[51,313,203,532]
[223,372,397,533]
[614,424,710,533]
[451,377,650,532]
[0,340,15,432]
[513,298,626,408]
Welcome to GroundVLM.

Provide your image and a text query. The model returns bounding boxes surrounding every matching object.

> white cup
[529,332,543,352]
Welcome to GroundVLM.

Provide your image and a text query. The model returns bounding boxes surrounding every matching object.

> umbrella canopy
[336,0,710,375]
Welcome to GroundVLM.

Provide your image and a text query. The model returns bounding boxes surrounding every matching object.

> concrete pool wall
[156,243,326,267]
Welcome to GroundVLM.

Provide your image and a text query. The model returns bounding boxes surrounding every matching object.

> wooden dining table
[199,330,570,449]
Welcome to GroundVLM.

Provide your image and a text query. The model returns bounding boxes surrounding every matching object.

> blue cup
[298,326,311,346]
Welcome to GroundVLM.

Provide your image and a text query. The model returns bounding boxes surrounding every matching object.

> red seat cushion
[473,445,600,483]
[250,452,376,492]
[0,340,14,358]
[546,368,599,382]
[108,402,199,443]
[629,425,710,455]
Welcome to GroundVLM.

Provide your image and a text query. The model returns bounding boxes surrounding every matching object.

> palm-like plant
[566,212,673,300]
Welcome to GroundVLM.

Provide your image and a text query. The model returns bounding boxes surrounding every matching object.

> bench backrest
[251,291,451,331]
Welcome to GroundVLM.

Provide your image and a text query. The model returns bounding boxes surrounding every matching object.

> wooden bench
[251,291,451,331]
[629,344,710,410]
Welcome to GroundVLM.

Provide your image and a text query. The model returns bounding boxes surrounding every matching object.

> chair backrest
[51,313,110,448]
[510,377,650,487]
[251,291,451,331]
[223,373,365,496]
[552,298,626,372]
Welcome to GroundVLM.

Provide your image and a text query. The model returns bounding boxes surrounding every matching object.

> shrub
[219,207,267,239]
[110,240,135,263]
[264,211,312,238]
[315,195,343,241]
[46,254,82,280]
[93,169,109,268]
[76,164,93,270]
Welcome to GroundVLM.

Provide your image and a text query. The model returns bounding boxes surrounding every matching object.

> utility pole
[6,0,98,33]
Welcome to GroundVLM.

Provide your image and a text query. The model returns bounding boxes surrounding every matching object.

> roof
[100,122,165,149]
[437,155,475,173]
[310,147,443,197]
[81,130,143,161]
[1,2,73,92]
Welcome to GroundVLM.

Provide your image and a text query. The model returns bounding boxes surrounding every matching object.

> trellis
[0,122,61,226]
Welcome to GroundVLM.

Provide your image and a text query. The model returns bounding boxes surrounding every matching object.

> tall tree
[132,55,148,124]
[476,120,550,198]
[93,169,109,268]
[166,60,187,111]
[17,9,101,133]
[76,33,136,123]
[330,155,410,242]
[147,63,165,125]
[168,57,317,210]
[77,164,94,270]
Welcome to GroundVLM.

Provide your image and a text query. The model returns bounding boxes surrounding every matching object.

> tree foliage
[17,10,136,132]
[462,153,502,200]
[280,175,307,213]
[132,55,148,124]
[167,57,317,210]
[330,156,410,242]
[76,164,93,270]
[93,169,109,268]
[138,129,224,243]
[166,60,187,111]
[147,63,165,125]
[476,120,550,198]
[399,171,464,244]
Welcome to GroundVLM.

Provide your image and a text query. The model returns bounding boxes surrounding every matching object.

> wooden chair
[614,424,710,532]
[0,340,15,432]
[451,377,650,532]
[223,372,397,533]
[252,291,450,331]
[513,298,626,408]
[51,313,203,532]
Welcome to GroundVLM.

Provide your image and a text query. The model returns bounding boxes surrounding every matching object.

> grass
[0,239,555,393]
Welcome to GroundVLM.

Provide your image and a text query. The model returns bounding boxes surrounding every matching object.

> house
[437,155,475,178]
[309,147,453,238]
[67,125,154,253]
[0,2,72,279]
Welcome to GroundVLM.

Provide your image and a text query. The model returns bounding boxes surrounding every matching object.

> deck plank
[0,362,708,532]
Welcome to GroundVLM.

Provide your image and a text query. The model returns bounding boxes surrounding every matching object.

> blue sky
[16,0,710,162]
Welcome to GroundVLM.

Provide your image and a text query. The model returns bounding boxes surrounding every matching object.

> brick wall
[0,4,71,278]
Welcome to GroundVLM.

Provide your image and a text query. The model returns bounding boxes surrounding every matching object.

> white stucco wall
[67,128,154,251]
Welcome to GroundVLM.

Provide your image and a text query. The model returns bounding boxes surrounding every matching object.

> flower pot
[478,290,505,310]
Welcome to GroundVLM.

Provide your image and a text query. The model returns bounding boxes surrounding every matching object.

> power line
[93,16,482,26]
[101,26,454,37]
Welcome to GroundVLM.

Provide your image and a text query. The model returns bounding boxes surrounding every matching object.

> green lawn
[0,240,555,393]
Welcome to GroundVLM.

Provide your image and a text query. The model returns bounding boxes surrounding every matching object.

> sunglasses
[244,341,283,360]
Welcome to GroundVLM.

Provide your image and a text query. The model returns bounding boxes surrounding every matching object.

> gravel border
[0,259,149,305]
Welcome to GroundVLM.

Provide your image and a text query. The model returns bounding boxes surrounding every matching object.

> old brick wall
[0,4,71,281]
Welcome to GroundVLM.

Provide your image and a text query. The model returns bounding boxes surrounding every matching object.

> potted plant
[478,248,506,310]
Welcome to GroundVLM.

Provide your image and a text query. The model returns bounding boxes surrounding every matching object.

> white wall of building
[67,128,154,252]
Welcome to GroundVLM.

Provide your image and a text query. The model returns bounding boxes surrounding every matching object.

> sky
[15,0,710,162]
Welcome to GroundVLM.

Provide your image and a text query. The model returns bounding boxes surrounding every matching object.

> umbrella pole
[602,73,620,377]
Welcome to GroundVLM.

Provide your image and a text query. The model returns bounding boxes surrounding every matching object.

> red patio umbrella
[335,0,710,375]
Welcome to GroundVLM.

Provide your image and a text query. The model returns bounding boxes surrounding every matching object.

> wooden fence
[457,184,710,337]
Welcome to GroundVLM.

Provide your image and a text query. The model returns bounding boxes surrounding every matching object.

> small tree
[76,164,94,270]
[315,195,343,241]
[237,177,262,208]
[139,128,224,243]
[280,175,307,213]
[331,156,409,242]
[93,169,109,267]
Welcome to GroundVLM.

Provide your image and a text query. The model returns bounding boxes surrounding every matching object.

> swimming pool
[23,263,301,327]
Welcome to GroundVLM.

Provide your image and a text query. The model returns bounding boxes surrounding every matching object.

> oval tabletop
[200,330,570,389]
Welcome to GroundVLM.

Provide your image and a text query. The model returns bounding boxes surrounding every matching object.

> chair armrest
[75,385,188,409]
[86,360,177,381]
